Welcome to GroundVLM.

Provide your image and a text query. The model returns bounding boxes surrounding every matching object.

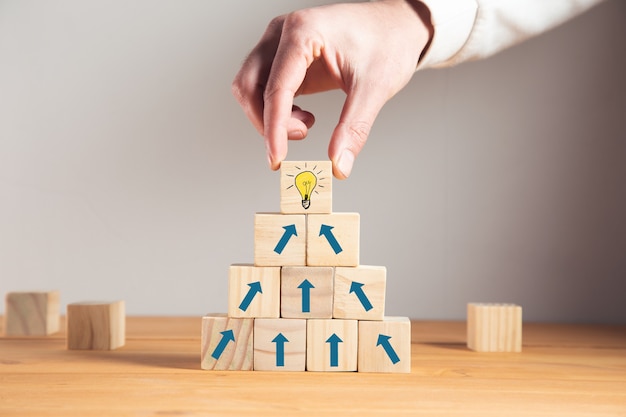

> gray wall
[1,1,624,322]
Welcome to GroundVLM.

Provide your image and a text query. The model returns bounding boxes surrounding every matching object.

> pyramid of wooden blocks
[467,303,522,352]
[67,301,126,350]
[201,161,411,373]
[3,291,60,336]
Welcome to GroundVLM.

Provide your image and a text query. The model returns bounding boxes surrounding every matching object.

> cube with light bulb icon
[280,161,332,214]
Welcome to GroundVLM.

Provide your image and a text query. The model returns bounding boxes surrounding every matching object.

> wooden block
[3,291,60,336]
[201,314,254,370]
[280,161,332,214]
[333,266,386,320]
[254,318,307,371]
[306,213,360,266]
[358,317,411,373]
[228,264,280,318]
[467,303,522,352]
[306,319,358,372]
[67,301,125,350]
[254,213,306,266]
[281,266,334,319]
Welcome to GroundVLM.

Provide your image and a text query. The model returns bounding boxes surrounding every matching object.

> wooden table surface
[1,317,625,416]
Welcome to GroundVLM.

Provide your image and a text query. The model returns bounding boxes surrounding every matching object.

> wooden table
[1,317,625,416]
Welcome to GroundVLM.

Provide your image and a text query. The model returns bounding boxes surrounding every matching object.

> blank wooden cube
[306,213,359,267]
[201,314,253,371]
[254,213,306,266]
[228,264,280,318]
[280,161,332,214]
[307,319,357,372]
[333,266,386,320]
[254,318,307,371]
[3,291,60,336]
[281,266,334,319]
[467,303,522,352]
[67,301,125,350]
[358,317,411,373]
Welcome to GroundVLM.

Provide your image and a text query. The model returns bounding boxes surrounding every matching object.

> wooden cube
[67,301,125,350]
[281,266,334,319]
[306,319,358,372]
[467,303,522,352]
[306,213,360,266]
[333,266,386,320]
[254,213,306,266]
[280,161,332,214]
[201,314,253,370]
[3,291,60,336]
[254,318,307,371]
[358,317,411,373]
[228,264,280,318]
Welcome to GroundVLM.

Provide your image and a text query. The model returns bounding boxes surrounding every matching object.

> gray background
[1,1,624,322]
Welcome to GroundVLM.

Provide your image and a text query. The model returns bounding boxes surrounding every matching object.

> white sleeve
[417,0,606,69]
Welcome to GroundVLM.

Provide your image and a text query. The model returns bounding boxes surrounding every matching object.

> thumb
[328,87,386,179]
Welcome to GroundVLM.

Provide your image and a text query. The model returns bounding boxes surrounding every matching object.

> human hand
[232,0,433,178]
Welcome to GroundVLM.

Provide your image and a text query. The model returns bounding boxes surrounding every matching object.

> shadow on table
[65,349,200,371]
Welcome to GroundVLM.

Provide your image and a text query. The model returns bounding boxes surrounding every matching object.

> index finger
[263,16,323,170]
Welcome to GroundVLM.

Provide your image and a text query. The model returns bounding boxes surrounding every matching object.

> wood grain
[1,317,625,416]
[66,301,125,350]
[3,291,60,336]
[280,266,334,319]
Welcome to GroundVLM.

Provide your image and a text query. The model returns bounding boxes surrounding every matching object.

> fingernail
[336,150,355,178]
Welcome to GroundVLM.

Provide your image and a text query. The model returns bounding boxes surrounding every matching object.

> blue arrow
[376,334,400,364]
[274,224,297,254]
[238,281,262,311]
[211,329,235,360]
[319,224,343,254]
[326,333,343,367]
[272,333,289,367]
[349,281,373,311]
[297,279,315,313]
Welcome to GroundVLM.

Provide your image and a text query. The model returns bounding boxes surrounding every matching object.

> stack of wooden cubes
[201,161,410,372]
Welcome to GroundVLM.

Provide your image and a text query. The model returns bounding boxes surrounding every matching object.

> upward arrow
[274,224,297,254]
[272,333,289,367]
[349,281,373,311]
[376,334,400,364]
[326,333,343,367]
[319,224,343,254]
[297,279,315,313]
[211,329,235,360]
[238,281,262,311]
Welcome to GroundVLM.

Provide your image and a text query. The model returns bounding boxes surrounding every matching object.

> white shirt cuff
[416,0,478,69]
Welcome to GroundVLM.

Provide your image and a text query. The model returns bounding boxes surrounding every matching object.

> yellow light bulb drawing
[294,171,317,209]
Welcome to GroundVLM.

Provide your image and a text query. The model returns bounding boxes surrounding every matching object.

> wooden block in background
[281,266,334,319]
[254,213,306,266]
[280,161,332,214]
[358,317,411,373]
[306,213,360,267]
[254,318,307,371]
[3,291,60,336]
[67,301,125,350]
[201,314,254,371]
[228,264,280,318]
[306,319,358,372]
[467,303,522,352]
[333,266,386,321]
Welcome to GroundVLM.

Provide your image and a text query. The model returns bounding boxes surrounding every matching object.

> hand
[232,0,433,178]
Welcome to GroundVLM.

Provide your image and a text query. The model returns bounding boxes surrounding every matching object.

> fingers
[233,13,320,171]
[289,106,315,140]
[263,11,323,170]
